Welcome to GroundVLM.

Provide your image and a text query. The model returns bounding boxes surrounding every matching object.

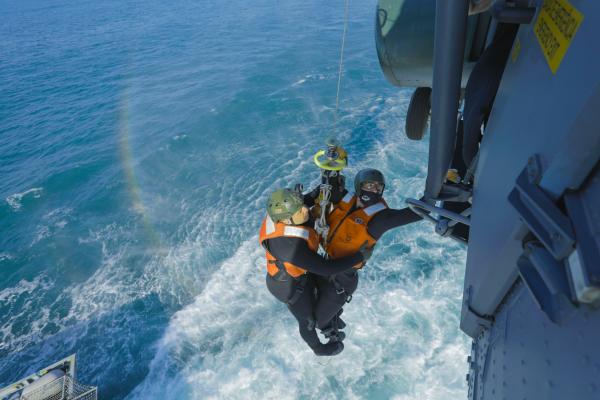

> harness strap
[321,313,346,342]
[287,274,309,306]
[329,275,353,303]
[268,259,289,281]
[269,259,308,305]
[321,316,339,336]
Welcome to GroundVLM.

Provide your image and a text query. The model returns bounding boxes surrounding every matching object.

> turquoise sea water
[1,0,468,398]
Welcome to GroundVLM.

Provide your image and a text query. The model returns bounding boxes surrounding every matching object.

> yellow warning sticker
[534,0,583,73]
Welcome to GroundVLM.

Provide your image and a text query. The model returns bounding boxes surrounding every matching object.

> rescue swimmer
[259,188,370,356]
[305,168,422,340]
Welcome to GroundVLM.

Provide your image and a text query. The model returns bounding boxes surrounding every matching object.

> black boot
[325,330,346,342]
[320,312,346,342]
[312,341,344,356]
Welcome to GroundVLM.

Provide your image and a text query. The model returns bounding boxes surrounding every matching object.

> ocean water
[0,0,469,398]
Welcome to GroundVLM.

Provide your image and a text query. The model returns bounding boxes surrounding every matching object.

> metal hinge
[508,156,575,260]
[509,156,600,316]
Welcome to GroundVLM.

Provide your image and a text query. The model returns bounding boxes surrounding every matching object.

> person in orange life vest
[259,189,369,356]
[304,168,422,340]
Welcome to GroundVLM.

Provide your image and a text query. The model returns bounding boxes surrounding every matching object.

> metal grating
[20,375,96,400]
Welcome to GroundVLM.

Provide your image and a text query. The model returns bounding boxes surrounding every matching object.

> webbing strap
[268,260,307,306]
[268,259,288,281]
[287,275,308,306]
[329,275,353,303]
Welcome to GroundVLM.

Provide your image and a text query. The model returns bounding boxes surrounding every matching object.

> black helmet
[354,168,385,194]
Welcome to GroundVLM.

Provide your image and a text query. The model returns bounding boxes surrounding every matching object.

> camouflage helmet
[267,189,304,223]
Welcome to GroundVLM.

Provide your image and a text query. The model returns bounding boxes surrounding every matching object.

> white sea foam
[0,276,52,304]
[292,78,307,86]
[1,220,153,361]
[29,208,72,246]
[129,231,468,399]
[1,3,470,397]
[2,88,467,400]
[5,187,43,211]
[0,276,54,353]
[127,93,469,399]
[0,253,14,261]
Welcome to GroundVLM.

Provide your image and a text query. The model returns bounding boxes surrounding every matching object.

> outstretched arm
[265,236,363,276]
[366,207,422,240]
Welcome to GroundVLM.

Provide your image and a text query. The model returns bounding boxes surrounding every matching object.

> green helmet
[267,189,304,223]
[354,168,385,193]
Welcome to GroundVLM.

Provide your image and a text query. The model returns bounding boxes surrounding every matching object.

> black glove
[358,241,374,262]
[329,174,346,204]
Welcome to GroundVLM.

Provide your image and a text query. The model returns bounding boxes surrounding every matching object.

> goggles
[361,181,384,193]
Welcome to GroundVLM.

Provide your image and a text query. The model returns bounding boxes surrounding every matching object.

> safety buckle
[321,327,334,337]
[345,295,353,303]
[336,287,346,295]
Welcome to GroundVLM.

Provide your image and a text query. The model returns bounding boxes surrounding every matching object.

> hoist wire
[333,0,350,128]
[315,0,350,254]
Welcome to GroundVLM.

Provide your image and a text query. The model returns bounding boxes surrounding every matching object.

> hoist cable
[315,0,350,255]
[333,0,350,129]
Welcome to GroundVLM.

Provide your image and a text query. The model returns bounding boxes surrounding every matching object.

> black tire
[405,87,432,141]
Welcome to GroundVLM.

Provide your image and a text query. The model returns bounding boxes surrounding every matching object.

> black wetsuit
[262,221,363,353]
[306,187,422,330]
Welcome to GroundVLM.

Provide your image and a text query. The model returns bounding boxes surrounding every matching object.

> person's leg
[314,270,359,330]
[286,278,320,349]
[287,276,343,356]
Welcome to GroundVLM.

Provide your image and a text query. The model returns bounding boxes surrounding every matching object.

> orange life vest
[325,192,388,261]
[259,215,319,278]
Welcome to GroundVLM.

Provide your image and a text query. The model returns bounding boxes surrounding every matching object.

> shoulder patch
[283,226,310,240]
[364,202,387,216]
